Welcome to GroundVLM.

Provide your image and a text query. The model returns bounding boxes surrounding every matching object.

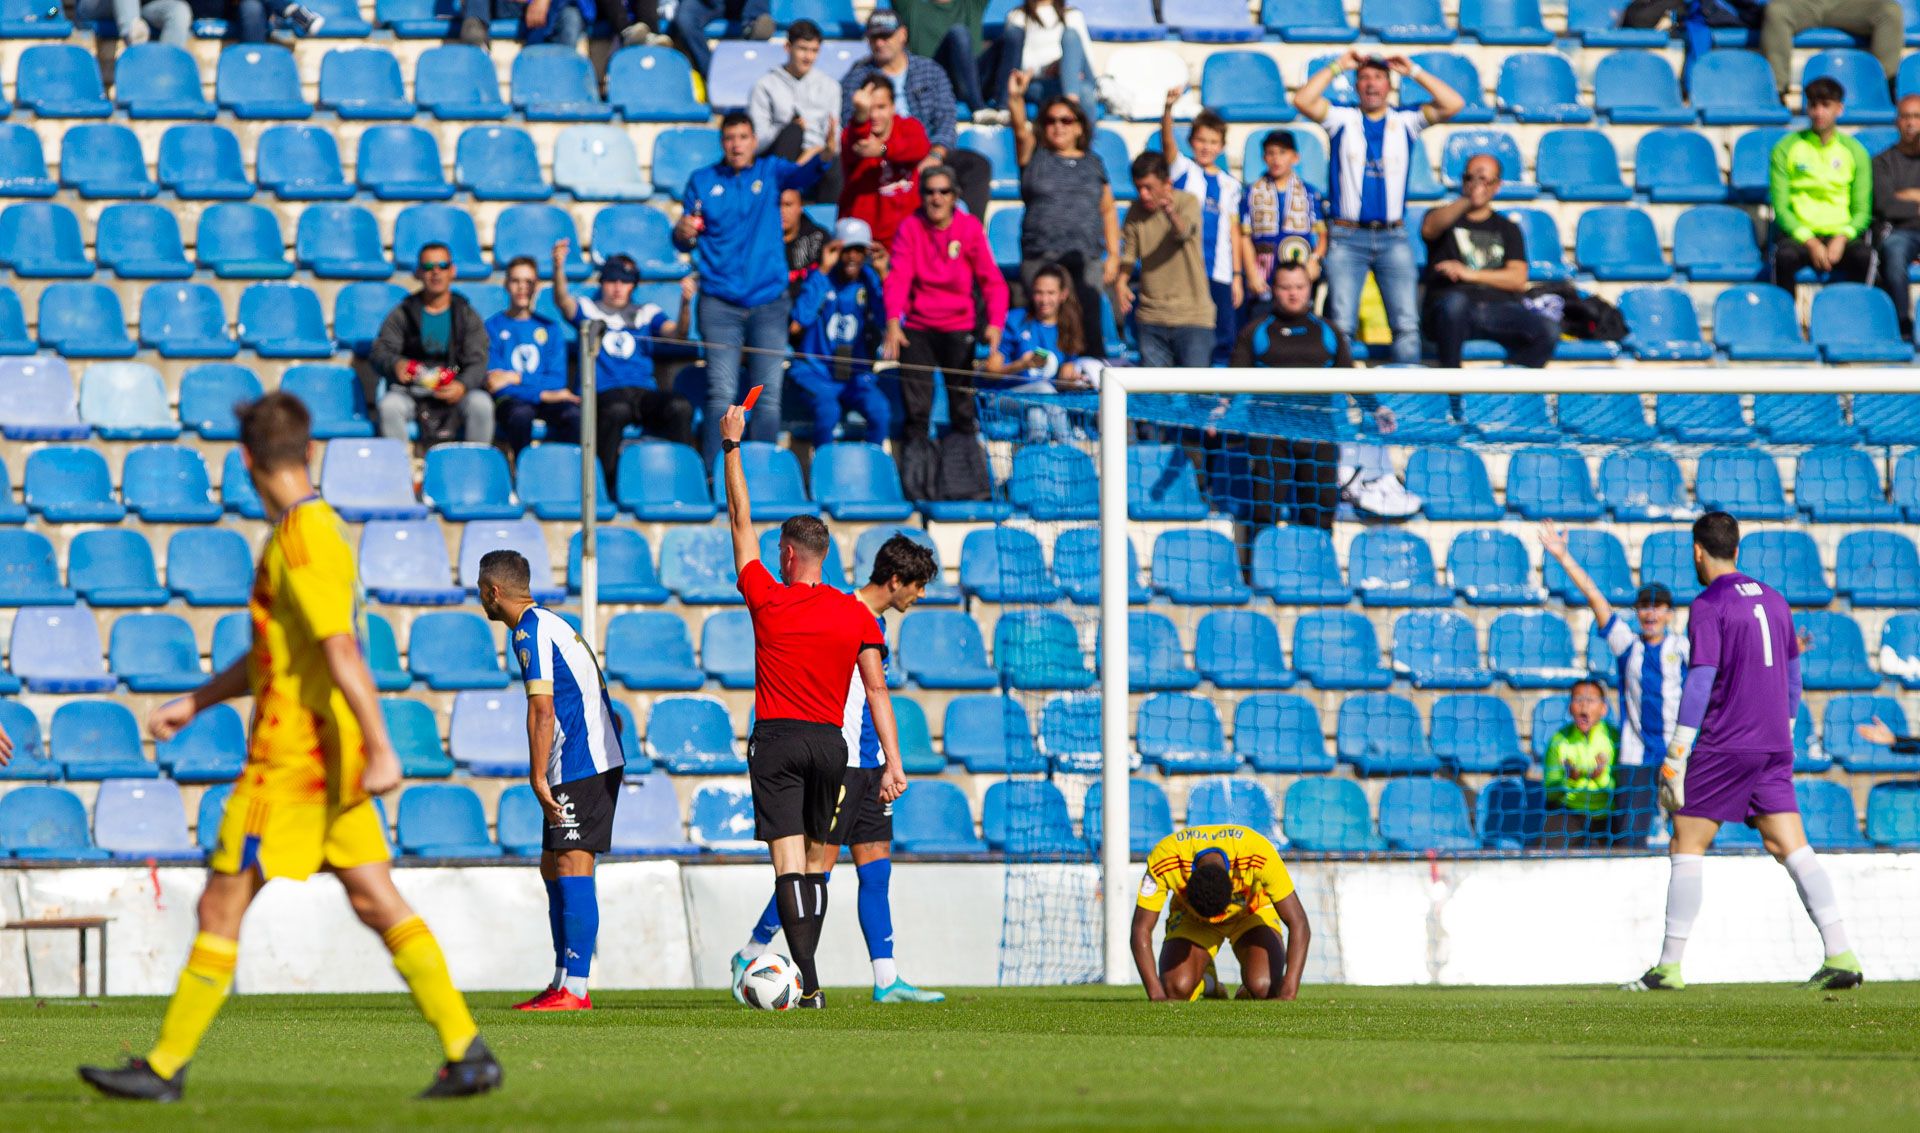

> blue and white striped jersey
[513,605,625,786]
[1169,155,1243,286]
[840,612,887,770]
[1322,106,1424,225]
[1602,615,1689,766]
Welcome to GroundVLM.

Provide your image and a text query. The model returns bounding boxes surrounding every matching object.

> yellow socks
[148,933,238,1080]
[383,917,478,1062]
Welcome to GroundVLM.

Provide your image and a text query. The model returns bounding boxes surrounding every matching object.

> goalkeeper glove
[1660,727,1697,814]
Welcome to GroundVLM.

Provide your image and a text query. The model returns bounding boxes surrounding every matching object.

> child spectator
[1544,680,1620,849]
[486,254,579,457]
[840,76,932,247]
[789,218,892,452]
[1161,90,1247,365]
[1240,130,1326,312]
[983,263,1092,441]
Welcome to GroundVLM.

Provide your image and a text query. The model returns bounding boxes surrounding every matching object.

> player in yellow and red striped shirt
[1131,824,1311,1001]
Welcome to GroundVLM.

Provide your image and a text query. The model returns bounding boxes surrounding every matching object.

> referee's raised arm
[720,404,757,574]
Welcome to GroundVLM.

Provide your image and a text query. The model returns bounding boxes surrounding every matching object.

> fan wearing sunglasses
[371,243,495,449]
[1132,827,1311,1002]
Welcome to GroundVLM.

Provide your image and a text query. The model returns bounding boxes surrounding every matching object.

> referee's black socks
[775,873,831,995]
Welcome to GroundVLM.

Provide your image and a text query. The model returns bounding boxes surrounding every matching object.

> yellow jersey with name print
[1136,824,1295,922]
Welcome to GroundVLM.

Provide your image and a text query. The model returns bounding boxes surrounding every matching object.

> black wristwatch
[721,439,739,454]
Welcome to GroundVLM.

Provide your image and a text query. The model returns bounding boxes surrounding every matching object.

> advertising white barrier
[4,855,1916,997]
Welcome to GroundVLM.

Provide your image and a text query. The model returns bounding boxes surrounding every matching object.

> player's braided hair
[1184,857,1233,919]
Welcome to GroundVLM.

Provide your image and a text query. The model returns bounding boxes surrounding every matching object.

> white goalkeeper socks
[1784,846,1851,958]
[1659,854,1705,967]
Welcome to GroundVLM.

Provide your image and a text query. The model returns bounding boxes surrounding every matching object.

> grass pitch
[3,984,1918,1132]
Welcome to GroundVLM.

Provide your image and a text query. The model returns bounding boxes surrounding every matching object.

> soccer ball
[737,953,801,1011]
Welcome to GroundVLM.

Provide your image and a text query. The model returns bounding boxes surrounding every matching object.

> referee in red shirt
[720,403,905,1008]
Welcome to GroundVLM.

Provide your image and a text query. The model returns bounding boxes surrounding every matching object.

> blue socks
[857,858,894,962]
[749,892,782,947]
[558,874,598,997]
[543,877,565,986]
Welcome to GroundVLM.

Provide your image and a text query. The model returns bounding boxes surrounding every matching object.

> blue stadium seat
[278,364,372,438]
[157,124,253,199]
[996,609,1093,691]
[1136,693,1236,773]
[1634,130,1726,202]
[647,696,745,775]
[1495,211,1568,283]
[554,125,650,201]
[1283,778,1385,851]
[1658,393,1754,442]
[1796,779,1869,850]
[0,202,90,277]
[603,610,703,690]
[1295,610,1392,690]
[1811,285,1912,362]
[1184,778,1279,841]
[110,613,203,692]
[1795,610,1878,691]
[1837,530,1920,606]
[1359,0,1455,41]
[981,780,1082,858]
[114,43,216,119]
[960,528,1061,603]
[1402,448,1500,523]
[1619,288,1714,361]
[495,785,543,854]
[606,45,706,122]
[1440,130,1535,198]
[648,127,721,200]
[96,204,193,279]
[775,0,861,36]
[515,442,616,521]
[1194,610,1294,689]
[603,773,699,855]
[412,44,508,120]
[1336,692,1441,775]
[1077,0,1165,40]
[453,126,549,201]
[1693,52,1791,125]
[1533,130,1631,201]
[1234,693,1333,773]
[1250,526,1350,606]
[456,518,564,602]
[0,531,73,605]
[1673,206,1764,283]
[138,285,235,358]
[985,207,1021,273]
[1115,610,1197,692]
[318,48,412,120]
[1348,529,1451,607]
[1694,447,1791,520]
[334,282,408,353]
[1448,530,1545,606]
[355,125,453,201]
[590,205,686,277]
[1596,449,1688,522]
[1357,393,1457,443]
[1128,443,1209,521]
[1489,610,1584,689]
[889,695,942,775]
[0,787,110,859]
[210,611,251,673]
[1803,49,1897,123]
[899,609,998,689]
[658,527,741,605]
[406,611,506,691]
[1169,0,1260,40]
[1431,694,1529,773]
[1636,530,1702,606]
[1476,777,1546,849]
[1199,52,1291,122]
[1009,444,1098,520]
[360,518,461,604]
[303,0,372,34]
[52,700,154,778]
[396,784,502,857]
[0,356,88,438]
[1544,529,1635,605]
[686,785,758,852]
[56,123,153,198]
[237,284,333,357]
[156,703,246,783]
[811,442,914,521]
[166,528,252,604]
[1507,448,1601,520]
[1739,530,1834,606]
[709,441,817,522]
[1896,453,1920,520]
[1380,778,1478,851]
[1461,392,1557,441]
[215,43,311,119]
[1052,527,1147,606]
[68,529,169,606]
[1081,778,1175,856]
[1150,529,1251,605]
[121,454,214,531]
[1495,53,1590,123]
[448,688,529,776]
[0,289,31,354]
[698,609,755,687]
[377,0,458,36]
[1261,0,1358,41]
[1593,51,1693,124]
[1575,208,1672,280]
[80,363,179,439]
[568,528,669,606]
[391,204,489,278]
[258,127,354,201]
[1460,0,1552,42]
[25,446,123,522]
[1852,394,1920,444]
[1038,693,1103,774]
[195,784,235,850]
[195,203,291,279]
[421,445,519,521]
[616,441,717,521]
[16,44,109,117]
[1825,695,1913,772]
[1393,610,1492,689]
[1866,782,1920,846]
[1797,448,1899,522]
[1714,286,1820,361]
[1559,393,1656,443]
[513,45,614,121]
[946,695,1045,774]
[701,41,781,111]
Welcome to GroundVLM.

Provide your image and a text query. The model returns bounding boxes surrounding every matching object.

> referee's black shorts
[748,720,849,843]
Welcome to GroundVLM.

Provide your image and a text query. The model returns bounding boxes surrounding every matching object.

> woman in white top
[991,0,1100,120]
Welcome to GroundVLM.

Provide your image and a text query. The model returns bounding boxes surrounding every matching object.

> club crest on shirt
[603,329,637,358]
[533,326,548,344]
[946,240,961,259]
[518,648,530,667]
[510,343,541,374]
[751,179,764,195]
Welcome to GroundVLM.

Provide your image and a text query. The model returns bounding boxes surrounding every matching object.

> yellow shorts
[1166,905,1284,956]
[208,794,390,881]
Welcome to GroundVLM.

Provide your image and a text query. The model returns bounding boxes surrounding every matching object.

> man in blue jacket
[789,218,892,452]
[675,111,835,462]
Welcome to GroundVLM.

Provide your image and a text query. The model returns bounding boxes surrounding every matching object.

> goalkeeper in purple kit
[1624,512,1862,992]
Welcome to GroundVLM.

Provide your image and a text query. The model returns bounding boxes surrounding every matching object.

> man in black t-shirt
[1419,154,1556,369]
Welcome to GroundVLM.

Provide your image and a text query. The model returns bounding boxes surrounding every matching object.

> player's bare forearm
[1132,907,1166,1000]
[526,696,559,815]
[192,658,252,712]
[721,406,756,573]
[1276,893,1310,1001]
[321,636,393,753]
[860,651,906,800]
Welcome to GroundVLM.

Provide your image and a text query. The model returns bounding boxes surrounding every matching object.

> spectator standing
[840,76,932,247]
[458,0,585,50]
[1240,130,1327,310]
[892,0,997,122]
[1114,152,1215,369]
[372,243,494,448]
[749,20,845,203]
[666,0,773,78]
[983,263,1092,442]
[783,188,830,298]
[77,0,191,45]
[1872,95,1920,337]
[1161,91,1247,365]
[842,10,994,219]
[551,245,698,488]
[1294,52,1463,364]
[1419,153,1556,369]
[789,218,893,451]
[487,255,580,457]
[1760,0,1903,97]
[883,166,1007,458]
[1542,680,1619,849]
[676,111,834,461]
[1770,77,1874,286]
[1008,76,1118,359]
[993,0,1099,119]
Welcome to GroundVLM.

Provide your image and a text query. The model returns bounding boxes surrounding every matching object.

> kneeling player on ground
[1132,824,1310,1001]
[80,393,500,1101]
[732,535,943,1004]
[479,549,626,1011]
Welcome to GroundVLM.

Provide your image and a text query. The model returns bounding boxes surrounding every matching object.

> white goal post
[1095,367,1920,985]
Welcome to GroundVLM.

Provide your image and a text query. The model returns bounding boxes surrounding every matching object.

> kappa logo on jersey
[510,343,541,374]
[602,329,637,359]
[515,629,528,642]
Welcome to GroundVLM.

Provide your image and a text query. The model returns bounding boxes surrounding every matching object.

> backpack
[898,431,993,503]
[1525,283,1628,342]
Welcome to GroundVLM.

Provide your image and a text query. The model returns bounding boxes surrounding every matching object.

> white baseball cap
[833,217,873,249]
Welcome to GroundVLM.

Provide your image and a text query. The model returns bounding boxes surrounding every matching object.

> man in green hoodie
[1770,76,1874,285]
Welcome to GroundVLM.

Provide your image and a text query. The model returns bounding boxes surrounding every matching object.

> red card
[740,384,764,412]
